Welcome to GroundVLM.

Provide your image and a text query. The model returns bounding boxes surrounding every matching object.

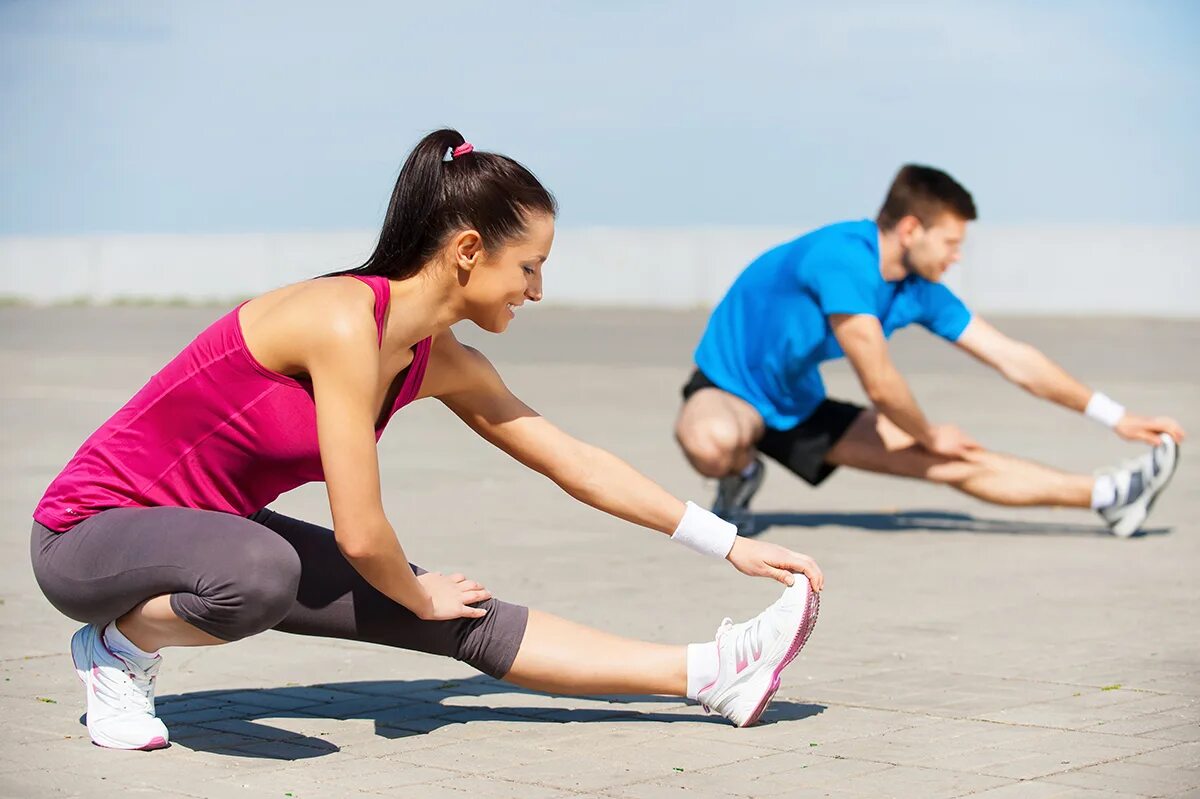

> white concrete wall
[1,226,1197,315]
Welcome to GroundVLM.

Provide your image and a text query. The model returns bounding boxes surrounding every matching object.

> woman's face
[459,211,555,333]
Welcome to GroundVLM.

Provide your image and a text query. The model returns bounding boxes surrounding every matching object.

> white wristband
[671,501,738,559]
[1085,392,1125,428]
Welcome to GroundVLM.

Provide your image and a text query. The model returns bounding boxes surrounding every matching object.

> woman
[31,130,823,751]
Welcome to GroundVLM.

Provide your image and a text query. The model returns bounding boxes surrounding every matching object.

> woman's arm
[432,333,824,589]
[294,291,491,619]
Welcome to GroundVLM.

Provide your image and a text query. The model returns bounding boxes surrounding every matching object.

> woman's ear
[452,229,484,272]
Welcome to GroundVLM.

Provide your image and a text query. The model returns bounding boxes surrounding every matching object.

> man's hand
[1115,414,1186,446]
[726,538,824,591]
[923,424,982,459]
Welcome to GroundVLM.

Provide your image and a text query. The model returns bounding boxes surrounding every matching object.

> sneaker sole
[740,583,821,728]
[70,626,169,751]
[1145,439,1180,517]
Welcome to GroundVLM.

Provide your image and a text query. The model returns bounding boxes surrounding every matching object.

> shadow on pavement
[141,675,825,760]
[745,509,1170,538]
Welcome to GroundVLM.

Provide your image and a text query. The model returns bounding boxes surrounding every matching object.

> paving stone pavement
[1,306,1197,798]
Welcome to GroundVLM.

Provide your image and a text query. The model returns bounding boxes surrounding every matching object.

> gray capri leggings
[30,506,528,679]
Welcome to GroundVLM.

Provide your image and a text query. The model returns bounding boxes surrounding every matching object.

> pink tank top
[33,275,431,532]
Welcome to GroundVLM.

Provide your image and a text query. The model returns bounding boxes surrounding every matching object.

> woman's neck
[381,267,465,351]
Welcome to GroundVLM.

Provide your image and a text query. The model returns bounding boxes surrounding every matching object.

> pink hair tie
[452,142,474,159]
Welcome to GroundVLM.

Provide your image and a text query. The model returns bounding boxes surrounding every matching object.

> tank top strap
[346,274,389,346]
[396,335,433,409]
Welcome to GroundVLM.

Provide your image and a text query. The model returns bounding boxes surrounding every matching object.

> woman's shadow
[133,675,825,759]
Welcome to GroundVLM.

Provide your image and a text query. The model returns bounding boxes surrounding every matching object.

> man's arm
[955,317,1186,445]
[831,313,978,457]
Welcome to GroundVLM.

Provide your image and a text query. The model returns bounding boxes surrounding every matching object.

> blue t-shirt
[694,219,972,429]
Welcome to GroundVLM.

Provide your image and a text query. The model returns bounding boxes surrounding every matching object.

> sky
[2,0,1198,235]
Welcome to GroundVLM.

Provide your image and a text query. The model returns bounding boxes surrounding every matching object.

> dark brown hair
[876,164,976,230]
[342,128,557,280]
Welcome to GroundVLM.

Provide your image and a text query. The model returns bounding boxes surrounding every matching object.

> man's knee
[924,451,993,487]
[676,416,743,477]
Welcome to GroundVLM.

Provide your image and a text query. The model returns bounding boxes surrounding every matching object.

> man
[675,165,1184,537]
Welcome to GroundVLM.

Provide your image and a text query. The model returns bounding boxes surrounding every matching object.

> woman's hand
[726,538,824,591]
[414,572,493,620]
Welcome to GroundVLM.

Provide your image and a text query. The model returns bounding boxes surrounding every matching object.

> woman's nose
[526,275,543,302]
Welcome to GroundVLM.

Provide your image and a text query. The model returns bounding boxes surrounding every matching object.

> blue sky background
[2,0,1198,234]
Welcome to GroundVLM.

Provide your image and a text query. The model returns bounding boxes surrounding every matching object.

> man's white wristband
[1085,392,1125,428]
[671,501,738,559]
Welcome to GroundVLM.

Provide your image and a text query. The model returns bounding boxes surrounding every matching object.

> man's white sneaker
[71,623,169,750]
[696,576,819,727]
[1099,434,1180,537]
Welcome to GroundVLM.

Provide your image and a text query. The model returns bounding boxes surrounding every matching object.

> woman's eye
[522,266,535,275]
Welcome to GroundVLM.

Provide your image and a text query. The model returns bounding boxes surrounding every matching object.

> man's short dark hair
[876,165,977,230]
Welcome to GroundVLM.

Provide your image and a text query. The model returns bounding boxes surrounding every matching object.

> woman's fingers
[460,588,492,605]
[756,554,823,590]
[766,566,795,586]
[780,552,824,591]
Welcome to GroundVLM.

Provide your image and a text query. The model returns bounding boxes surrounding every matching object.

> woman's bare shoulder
[239,277,379,374]
[420,329,500,399]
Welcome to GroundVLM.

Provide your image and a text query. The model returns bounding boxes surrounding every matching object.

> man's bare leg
[826,410,1093,507]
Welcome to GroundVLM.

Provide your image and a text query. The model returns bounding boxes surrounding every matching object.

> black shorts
[681,368,864,486]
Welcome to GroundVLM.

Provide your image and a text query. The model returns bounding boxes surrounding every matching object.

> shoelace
[93,657,158,714]
[1112,443,1167,481]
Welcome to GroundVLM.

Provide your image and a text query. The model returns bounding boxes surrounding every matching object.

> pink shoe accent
[734,623,764,674]
[741,585,820,728]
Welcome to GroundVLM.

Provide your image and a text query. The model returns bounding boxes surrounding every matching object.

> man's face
[902,213,968,282]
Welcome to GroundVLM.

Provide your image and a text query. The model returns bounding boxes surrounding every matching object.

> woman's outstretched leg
[502,579,820,728]
[258,508,821,727]
[503,610,687,696]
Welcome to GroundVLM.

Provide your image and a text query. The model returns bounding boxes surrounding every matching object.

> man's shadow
[742,509,1170,538]
[128,675,824,759]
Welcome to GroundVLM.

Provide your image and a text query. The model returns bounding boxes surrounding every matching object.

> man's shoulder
[729,220,878,298]
[788,220,879,277]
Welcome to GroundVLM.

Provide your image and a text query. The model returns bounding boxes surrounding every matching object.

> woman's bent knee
[174,534,301,641]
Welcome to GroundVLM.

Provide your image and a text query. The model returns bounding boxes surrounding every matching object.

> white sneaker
[697,576,820,727]
[1099,434,1180,537]
[71,624,169,750]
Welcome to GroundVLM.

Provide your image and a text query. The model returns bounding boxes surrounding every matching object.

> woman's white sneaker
[696,576,820,727]
[71,623,169,750]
